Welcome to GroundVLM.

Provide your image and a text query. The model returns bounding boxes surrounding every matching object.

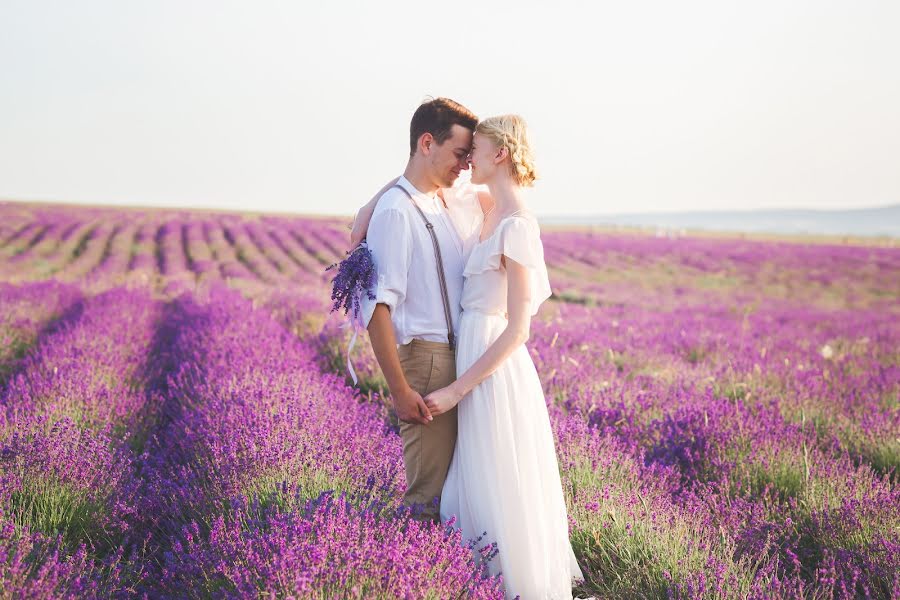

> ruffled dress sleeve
[465,215,553,315]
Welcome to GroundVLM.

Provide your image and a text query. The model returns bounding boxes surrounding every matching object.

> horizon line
[1,196,897,219]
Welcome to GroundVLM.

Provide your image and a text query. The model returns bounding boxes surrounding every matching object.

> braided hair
[475,114,537,187]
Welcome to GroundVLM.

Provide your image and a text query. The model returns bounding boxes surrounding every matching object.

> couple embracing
[349,97,584,599]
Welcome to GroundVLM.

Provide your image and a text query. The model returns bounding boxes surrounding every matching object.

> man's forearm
[367,303,409,395]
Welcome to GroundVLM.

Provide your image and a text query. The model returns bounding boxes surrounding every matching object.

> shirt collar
[397,175,437,206]
[397,175,462,256]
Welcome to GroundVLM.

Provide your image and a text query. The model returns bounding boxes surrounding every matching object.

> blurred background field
[0,200,897,599]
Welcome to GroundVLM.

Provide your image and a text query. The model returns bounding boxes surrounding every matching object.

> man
[359,97,478,523]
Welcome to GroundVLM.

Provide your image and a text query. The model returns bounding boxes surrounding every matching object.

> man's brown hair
[409,97,478,157]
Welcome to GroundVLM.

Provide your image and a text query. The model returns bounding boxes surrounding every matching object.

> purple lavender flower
[2,201,899,599]
[325,241,377,323]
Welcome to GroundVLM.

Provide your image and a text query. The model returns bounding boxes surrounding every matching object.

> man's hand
[393,386,433,425]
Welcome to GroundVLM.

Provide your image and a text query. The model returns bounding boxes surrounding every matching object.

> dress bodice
[460,213,552,317]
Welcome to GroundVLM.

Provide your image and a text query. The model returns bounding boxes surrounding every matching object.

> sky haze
[1,1,898,217]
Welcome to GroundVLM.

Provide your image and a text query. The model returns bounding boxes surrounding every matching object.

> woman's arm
[349,176,400,249]
[423,256,532,414]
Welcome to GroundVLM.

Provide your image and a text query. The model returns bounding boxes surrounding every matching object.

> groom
[360,97,478,523]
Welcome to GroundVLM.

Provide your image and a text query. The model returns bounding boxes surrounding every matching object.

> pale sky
[1,1,898,217]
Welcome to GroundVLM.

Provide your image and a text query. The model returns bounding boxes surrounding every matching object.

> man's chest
[405,207,463,260]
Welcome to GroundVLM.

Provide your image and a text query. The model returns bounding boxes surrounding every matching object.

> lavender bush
[0,202,896,598]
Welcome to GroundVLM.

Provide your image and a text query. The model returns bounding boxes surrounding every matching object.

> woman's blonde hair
[475,114,537,187]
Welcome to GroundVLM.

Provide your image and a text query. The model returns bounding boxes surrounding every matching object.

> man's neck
[402,164,438,198]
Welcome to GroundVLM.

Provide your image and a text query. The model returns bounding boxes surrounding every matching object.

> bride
[353,114,583,599]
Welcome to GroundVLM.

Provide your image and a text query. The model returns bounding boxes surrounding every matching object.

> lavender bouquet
[325,241,377,383]
[326,241,377,320]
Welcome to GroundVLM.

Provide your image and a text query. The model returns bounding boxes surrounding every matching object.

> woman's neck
[486,176,525,216]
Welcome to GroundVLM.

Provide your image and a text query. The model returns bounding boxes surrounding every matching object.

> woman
[352,115,583,599]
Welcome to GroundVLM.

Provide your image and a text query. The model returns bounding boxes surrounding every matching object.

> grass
[8,481,111,550]
[564,441,760,599]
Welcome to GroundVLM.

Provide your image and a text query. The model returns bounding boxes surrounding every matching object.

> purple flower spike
[326,242,377,325]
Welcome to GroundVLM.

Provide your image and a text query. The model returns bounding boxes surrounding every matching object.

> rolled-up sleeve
[360,207,412,328]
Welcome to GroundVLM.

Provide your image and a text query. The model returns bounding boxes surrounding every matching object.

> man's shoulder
[368,186,414,242]
[373,185,412,216]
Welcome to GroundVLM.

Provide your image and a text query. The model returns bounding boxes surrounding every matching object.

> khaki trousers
[396,339,458,523]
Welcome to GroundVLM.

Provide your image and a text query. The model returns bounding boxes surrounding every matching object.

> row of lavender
[0,278,503,597]
[540,228,900,311]
[2,203,899,597]
[316,224,900,597]
[1,282,162,595]
[3,204,896,312]
[535,299,898,597]
[543,231,897,596]
[0,204,347,300]
[323,313,899,597]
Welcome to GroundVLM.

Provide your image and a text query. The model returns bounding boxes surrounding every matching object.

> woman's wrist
[449,380,467,400]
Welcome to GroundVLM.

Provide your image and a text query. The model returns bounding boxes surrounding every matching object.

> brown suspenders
[391,184,456,351]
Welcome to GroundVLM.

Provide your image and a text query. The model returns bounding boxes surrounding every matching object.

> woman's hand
[349,176,400,250]
[423,383,465,416]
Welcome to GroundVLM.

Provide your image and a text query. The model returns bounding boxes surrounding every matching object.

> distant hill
[542,204,900,237]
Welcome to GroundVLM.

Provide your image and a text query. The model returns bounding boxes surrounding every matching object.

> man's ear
[419,132,434,156]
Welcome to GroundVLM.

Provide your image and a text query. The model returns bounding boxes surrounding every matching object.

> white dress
[439,212,584,600]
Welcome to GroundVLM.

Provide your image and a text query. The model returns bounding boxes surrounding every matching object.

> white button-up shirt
[361,175,483,346]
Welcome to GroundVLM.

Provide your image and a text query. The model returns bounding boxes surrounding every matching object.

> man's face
[428,124,473,188]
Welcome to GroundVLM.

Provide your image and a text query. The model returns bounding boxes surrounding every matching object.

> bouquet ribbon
[343,316,361,385]
[326,240,377,386]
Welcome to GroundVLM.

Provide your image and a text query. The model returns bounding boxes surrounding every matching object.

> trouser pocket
[399,343,435,396]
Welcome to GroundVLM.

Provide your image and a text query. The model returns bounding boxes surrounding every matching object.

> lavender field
[0,201,897,599]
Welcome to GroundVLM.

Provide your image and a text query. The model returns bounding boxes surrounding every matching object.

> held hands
[424,383,464,416]
[393,386,433,425]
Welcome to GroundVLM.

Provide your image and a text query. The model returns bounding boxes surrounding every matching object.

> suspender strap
[391,185,456,351]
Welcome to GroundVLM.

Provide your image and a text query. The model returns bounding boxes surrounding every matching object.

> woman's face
[468,132,502,185]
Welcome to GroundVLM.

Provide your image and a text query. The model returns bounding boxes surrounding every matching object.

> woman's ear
[494,146,508,165]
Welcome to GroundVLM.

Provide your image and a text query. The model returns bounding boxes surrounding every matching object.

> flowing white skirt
[440,310,584,600]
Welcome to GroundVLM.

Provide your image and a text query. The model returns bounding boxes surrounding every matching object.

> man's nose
[461,155,471,170]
